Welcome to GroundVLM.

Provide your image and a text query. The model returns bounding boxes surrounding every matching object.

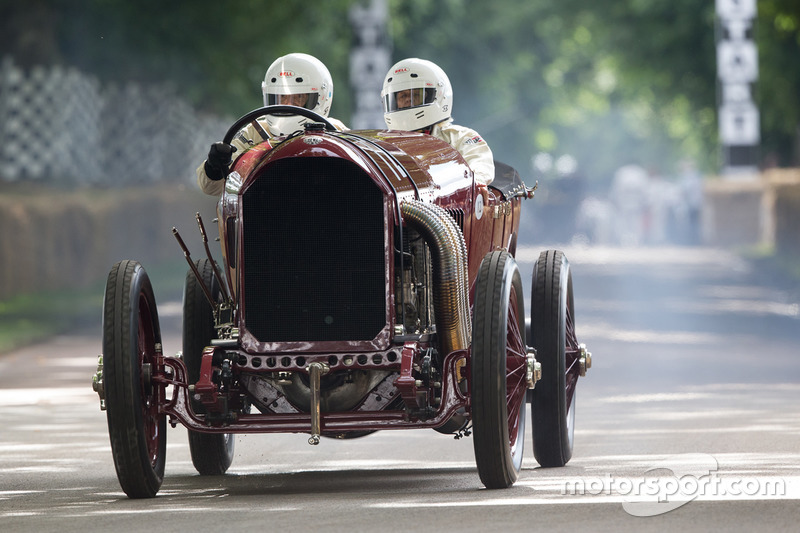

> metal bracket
[394,342,422,409]
[526,348,542,389]
[492,202,512,219]
[307,362,330,445]
[91,355,105,410]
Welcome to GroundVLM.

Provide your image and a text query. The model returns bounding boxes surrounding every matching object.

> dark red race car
[92,105,591,498]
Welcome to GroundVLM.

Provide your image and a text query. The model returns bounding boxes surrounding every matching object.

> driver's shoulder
[437,122,489,153]
[436,120,479,139]
[232,120,271,151]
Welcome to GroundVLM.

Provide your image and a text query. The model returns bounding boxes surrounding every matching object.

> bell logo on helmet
[279,71,295,77]
[394,67,410,74]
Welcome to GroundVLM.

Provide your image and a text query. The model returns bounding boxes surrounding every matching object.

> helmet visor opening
[384,88,437,112]
[266,93,320,111]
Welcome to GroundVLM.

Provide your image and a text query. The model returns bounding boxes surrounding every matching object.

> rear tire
[183,258,235,475]
[530,250,578,467]
[103,260,166,498]
[471,251,528,488]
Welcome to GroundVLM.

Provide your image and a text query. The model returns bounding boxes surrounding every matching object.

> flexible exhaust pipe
[400,201,470,355]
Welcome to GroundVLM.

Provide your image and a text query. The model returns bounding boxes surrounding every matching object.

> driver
[197,53,348,195]
[381,58,494,186]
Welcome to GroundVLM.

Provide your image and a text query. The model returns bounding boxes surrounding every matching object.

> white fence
[0,56,230,185]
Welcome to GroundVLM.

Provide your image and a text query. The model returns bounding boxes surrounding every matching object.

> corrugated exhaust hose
[400,201,471,355]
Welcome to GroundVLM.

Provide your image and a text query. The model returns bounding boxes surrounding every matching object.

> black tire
[183,258,235,475]
[530,250,578,467]
[103,260,166,498]
[471,251,528,489]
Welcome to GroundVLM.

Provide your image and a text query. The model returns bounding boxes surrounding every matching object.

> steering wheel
[222,105,337,144]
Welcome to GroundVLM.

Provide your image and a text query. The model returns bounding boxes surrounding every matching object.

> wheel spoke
[531,249,578,468]
[104,260,166,497]
[505,294,527,449]
[137,294,160,467]
[564,295,580,412]
[471,250,526,488]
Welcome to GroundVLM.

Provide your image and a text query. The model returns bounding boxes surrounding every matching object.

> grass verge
[0,259,189,354]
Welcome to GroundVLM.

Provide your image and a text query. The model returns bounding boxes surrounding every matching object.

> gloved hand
[203,142,237,181]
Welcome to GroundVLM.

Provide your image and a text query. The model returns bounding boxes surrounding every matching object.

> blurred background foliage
[1,0,798,186]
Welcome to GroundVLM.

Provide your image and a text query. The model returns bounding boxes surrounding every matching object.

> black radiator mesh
[242,157,386,342]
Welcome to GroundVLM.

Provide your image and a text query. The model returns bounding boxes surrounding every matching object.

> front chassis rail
[156,351,469,434]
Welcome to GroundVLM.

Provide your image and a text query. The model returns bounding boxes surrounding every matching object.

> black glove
[204,142,237,181]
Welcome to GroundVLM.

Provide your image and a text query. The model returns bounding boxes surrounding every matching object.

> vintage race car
[92,105,591,498]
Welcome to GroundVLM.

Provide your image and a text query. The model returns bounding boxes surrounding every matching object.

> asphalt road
[1,244,799,532]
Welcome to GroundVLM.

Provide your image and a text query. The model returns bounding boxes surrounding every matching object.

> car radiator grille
[242,156,386,342]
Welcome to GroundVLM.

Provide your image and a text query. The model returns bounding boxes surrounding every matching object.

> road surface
[1,245,799,531]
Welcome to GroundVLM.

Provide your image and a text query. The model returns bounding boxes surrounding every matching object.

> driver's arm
[438,123,495,186]
[196,121,268,195]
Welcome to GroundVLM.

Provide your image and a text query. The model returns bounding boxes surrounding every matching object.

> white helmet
[381,58,452,131]
[261,53,334,136]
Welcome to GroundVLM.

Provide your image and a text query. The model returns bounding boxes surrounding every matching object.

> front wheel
[103,260,166,498]
[471,251,528,489]
[530,250,579,467]
[183,258,235,475]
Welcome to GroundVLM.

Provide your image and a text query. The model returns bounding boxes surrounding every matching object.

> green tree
[758,0,800,167]
[2,0,798,181]
[389,0,720,183]
[0,0,357,118]
[389,0,799,181]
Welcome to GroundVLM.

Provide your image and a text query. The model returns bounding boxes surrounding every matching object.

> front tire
[183,258,235,475]
[103,260,166,498]
[471,251,528,488]
[530,250,578,467]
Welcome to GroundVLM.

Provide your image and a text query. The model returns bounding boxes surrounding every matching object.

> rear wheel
[183,258,235,475]
[530,250,578,467]
[103,260,166,498]
[471,251,528,488]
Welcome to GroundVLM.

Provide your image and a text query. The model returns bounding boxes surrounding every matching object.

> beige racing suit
[429,119,495,186]
[196,116,348,195]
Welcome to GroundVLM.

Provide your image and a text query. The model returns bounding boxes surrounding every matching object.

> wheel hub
[141,362,153,397]
[92,355,106,410]
[579,344,592,377]
[526,348,542,389]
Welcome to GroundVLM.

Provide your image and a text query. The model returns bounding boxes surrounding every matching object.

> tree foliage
[0,0,356,117]
[391,0,799,179]
[1,0,798,184]
[392,1,697,180]
[757,0,800,167]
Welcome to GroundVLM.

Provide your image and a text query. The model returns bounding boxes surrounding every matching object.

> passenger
[197,53,348,195]
[381,58,494,186]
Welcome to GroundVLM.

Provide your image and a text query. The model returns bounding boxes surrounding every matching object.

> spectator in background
[677,159,703,245]
[644,166,682,246]
[610,163,649,246]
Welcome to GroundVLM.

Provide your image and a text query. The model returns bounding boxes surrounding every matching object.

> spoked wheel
[103,260,166,498]
[183,258,235,475]
[530,250,579,467]
[471,251,528,488]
